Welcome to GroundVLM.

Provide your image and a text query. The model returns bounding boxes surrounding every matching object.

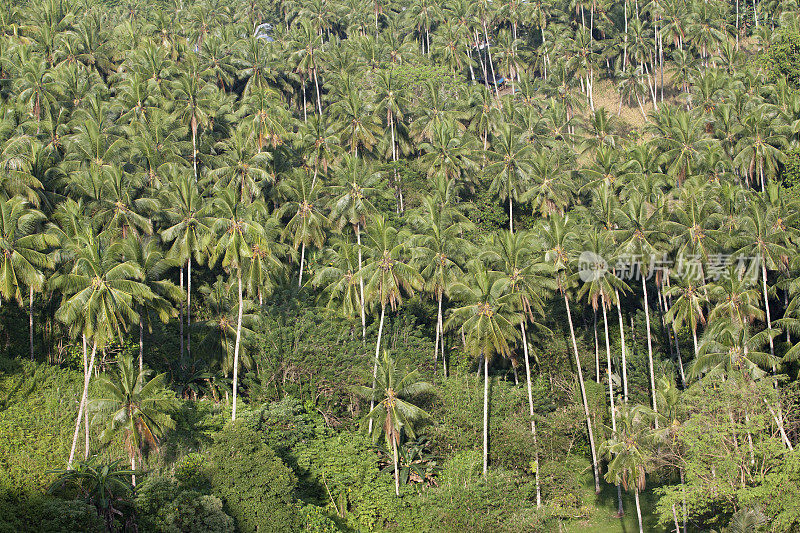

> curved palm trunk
[564,292,601,493]
[641,275,659,424]
[483,351,490,475]
[369,304,386,434]
[29,286,34,361]
[521,322,541,507]
[232,270,243,421]
[69,340,97,467]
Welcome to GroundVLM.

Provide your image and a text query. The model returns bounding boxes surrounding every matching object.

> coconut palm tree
[328,154,384,341]
[410,195,473,375]
[540,213,602,493]
[170,59,217,181]
[118,235,181,373]
[0,195,56,360]
[601,403,657,533]
[360,215,422,429]
[484,229,553,505]
[89,354,177,485]
[52,233,155,467]
[160,169,212,366]
[357,350,433,496]
[445,259,519,475]
[615,191,666,419]
[275,169,328,287]
[736,198,792,360]
[209,186,266,420]
[485,123,532,233]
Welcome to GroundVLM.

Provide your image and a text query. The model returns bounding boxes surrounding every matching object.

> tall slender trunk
[564,292,601,493]
[313,67,323,115]
[393,433,400,497]
[231,270,243,421]
[299,243,306,287]
[369,304,386,433]
[187,259,192,360]
[69,340,97,467]
[634,486,644,533]
[434,295,442,371]
[191,126,197,182]
[521,322,541,507]
[509,196,514,234]
[139,318,144,374]
[483,352,490,475]
[439,298,447,376]
[593,309,600,382]
[131,456,137,487]
[356,225,366,342]
[83,335,89,458]
[302,76,308,122]
[483,21,500,98]
[602,296,623,516]
[179,266,185,367]
[642,275,659,424]
[761,260,775,360]
[29,286,34,361]
[616,290,628,402]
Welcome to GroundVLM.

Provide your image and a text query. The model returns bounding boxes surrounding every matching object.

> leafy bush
[763,30,800,87]
[208,423,301,533]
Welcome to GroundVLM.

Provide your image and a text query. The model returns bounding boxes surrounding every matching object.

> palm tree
[160,169,212,366]
[601,403,657,533]
[52,233,155,467]
[47,458,135,530]
[313,238,363,325]
[329,154,384,341]
[540,213,601,492]
[89,354,177,485]
[692,320,779,382]
[209,186,265,420]
[197,275,258,382]
[410,196,472,375]
[0,196,56,360]
[357,350,433,496]
[360,215,422,430]
[664,269,706,382]
[736,198,792,360]
[485,229,553,505]
[485,123,532,233]
[445,260,519,475]
[170,60,216,181]
[119,235,181,373]
[615,192,666,420]
[275,170,328,287]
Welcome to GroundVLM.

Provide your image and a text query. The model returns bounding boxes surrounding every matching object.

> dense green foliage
[0,0,800,530]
